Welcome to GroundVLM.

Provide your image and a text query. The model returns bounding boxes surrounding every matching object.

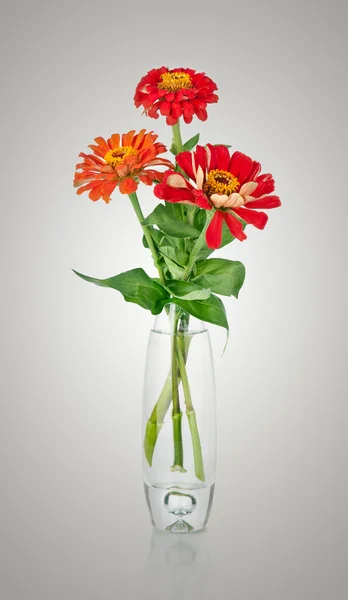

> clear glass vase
[142,303,216,533]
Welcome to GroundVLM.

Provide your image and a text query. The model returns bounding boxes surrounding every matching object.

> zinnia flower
[134,67,218,126]
[154,145,281,248]
[74,129,174,202]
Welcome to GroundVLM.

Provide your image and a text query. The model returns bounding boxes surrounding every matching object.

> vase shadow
[145,528,214,600]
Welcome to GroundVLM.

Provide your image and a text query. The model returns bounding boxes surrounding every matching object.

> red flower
[154,145,281,248]
[134,67,218,126]
[74,129,174,203]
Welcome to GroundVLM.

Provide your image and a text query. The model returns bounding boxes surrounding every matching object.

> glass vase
[142,303,216,533]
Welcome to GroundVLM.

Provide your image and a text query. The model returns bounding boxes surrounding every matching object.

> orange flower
[74,129,174,202]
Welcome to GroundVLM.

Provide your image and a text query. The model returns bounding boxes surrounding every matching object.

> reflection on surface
[145,529,214,600]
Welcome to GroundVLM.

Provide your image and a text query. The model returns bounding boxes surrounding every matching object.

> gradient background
[1,0,347,598]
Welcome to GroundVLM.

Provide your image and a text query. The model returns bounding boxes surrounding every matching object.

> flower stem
[177,336,205,482]
[143,334,193,466]
[128,191,166,286]
[143,374,172,466]
[171,121,184,154]
[182,210,214,280]
[170,309,186,473]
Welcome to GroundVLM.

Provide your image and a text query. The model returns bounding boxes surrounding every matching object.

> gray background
[1,0,347,598]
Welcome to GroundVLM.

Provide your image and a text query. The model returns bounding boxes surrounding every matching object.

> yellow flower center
[158,71,193,92]
[104,146,137,168]
[204,169,240,197]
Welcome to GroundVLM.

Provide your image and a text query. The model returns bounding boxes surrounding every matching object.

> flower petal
[224,212,247,241]
[109,133,120,148]
[159,100,171,116]
[229,151,253,184]
[233,206,268,229]
[194,145,208,173]
[101,180,117,199]
[119,177,138,194]
[154,183,195,203]
[252,173,275,197]
[206,210,224,249]
[224,193,244,208]
[196,165,204,190]
[249,161,261,180]
[210,193,229,208]
[176,151,196,181]
[240,181,258,196]
[246,195,281,209]
[193,190,212,209]
[166,173,190,188]
[215,145,230,171]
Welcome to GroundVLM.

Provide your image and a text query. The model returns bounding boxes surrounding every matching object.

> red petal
[192,190,211,209]
[154,183,195,203]
[229,151,253,184]
[174,90,184,102]
[194,106,208,121]
[206,144,217,170]
[233,206,268,230]
[171,102,183,120]
[214,145,230,171]
[159,100,171,116]
[148,105,160,119]
[249,161,261,180]
[252,173,275,197]
[176,151,196,181]
[194,145,208,173]
[206,211,224,249]
[182,101,195,120]
[246,195,281,209]
[224,212,247,241]
[166,114,178,125]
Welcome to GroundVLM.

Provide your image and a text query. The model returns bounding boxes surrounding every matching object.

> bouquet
[73,66,281,491]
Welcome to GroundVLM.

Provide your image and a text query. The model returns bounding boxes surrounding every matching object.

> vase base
[144,482,215,533]
[165,519,194,533]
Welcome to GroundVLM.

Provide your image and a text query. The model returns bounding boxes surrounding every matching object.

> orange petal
[109,133,120,148]
[122,130,136,147]
[119,177,138,194]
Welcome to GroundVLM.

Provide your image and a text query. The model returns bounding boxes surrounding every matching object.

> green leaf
[193,207,207,232]
[193,258,246,298]
[143,204,200,239]
[164,201,184,220]
[183,133,200,151]
[169,294,229,331]
[73,268,169,315]
[159,245,189,267]
[161,256,185,279]
[213,144,232,148]
[166,280,211,301]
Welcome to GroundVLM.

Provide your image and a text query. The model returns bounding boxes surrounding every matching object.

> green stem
[182,210,214,280]
[170,309,186,473]
[143,375,172,466]
[128,191,165,286]
[172,121,184,154]
[177,337,205,482]
[143,333,193,466]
